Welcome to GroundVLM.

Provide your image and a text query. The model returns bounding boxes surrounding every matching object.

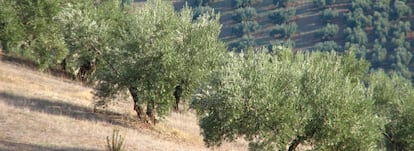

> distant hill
[169,0,413,49]
[171,0,414,80]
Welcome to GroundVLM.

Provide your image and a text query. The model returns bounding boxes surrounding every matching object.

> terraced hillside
[170,0,414,79]
[173,0,413,49]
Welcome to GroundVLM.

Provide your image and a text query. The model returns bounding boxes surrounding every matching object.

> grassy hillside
[0,53,247,151]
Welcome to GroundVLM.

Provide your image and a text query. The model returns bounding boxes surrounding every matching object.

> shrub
[345,27,368,45]
[312,40,341,51]
[373,11,390,39]
[106,129,125,151]
[313,0,336,7]
[321,8,339,23]
[192,6,215,20]
[350,0,372,11]
[315,23,339,40]
[370,40,388,64]
[232,21,260,36]
[374,0,391,12]
[390,0,412,20]
[229,36,256,51]
[346,8,372,28]
[189,0,215,7]
[232,7,257,22]
[273,0,289,7]
[233,0,260,8]
[268,39,295,51]
[268,8,296,24]
[270,22,297,38]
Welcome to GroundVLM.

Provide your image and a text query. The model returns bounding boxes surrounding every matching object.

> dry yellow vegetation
[0,57,247,151]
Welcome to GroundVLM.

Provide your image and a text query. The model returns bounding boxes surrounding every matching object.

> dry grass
[0,60,248,151]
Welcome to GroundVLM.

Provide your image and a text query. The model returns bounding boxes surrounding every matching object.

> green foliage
[390,0,412,20]
[229,36,256,51]
[389,21,411,49]
[270,22,297,38]
[350,0,372,11]
[232,7,257,22]
[268,39,295,51]
[315,23,339,40]
[369,71,414,150]
[193,49,380,150]
[373,12,390,40]
[56,1,113,78]
[370,40,388,64]
[232,0,259,8]
[0,0,68,70]
[189,0,215,7]
[346,8,372,28]
[345,43,368,58]
[268,8,296,24]
[313,0,335,7]
[312,40,341,51]
[320,8,339,23]
[106,129,125,151]
[374,0,391,12]
[232,21,260,36]
[345,27,368,45]
[192,6,215,20]
[0,0,25,52]
[272,0,289,7]
[95,0,226,119]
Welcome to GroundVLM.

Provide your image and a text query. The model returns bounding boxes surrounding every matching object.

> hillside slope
[173,0,414,50]
[0,56,247,151]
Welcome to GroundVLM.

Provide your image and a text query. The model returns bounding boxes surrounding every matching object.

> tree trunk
[146,99,157,124]
[173,85,182,111]
[288,135,306,151]
[128,87,144,119]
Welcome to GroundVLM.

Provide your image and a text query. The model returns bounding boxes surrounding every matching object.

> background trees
[315,23,339,40]
[0,0,68,70]
[270,23,297,38]
[268,8,296,24]
[232,7,257,22]
[320,8,339,23]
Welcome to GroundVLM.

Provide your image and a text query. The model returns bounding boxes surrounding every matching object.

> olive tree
[232,21,260,36]
[369,71,414,150]
[0,0,68,70]
[315,23,339,40]
[0,0,25,52]
[312,40,341,51]
[56,0,117,82]
[232,7,257,22]
[94,0,226,123]
[321,8,339,23]
[390,0,412,20]
[273,0,289,7]
[270,22,297,38]
[268,8,296,24]
[192,48,381,150]
[345,27,368,45]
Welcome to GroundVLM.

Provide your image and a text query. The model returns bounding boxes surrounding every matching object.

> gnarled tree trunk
[288,135,306,151]
[173,85,182,111]
[146,99,157,124]
[128,86,144,120]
